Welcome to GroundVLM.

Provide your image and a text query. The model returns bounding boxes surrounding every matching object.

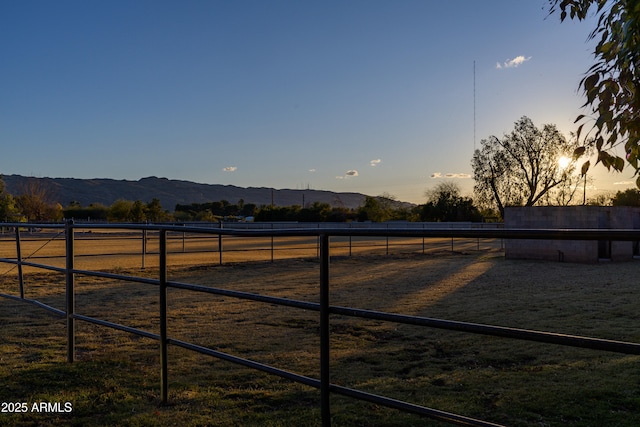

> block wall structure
[504,206,640,263]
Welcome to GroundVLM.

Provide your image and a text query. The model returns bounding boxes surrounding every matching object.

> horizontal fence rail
[1,221,640,427]
[0,221,505,267]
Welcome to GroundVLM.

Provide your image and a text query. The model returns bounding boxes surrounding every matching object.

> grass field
[1,233,640,426]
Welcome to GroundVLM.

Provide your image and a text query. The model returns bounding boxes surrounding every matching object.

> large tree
[548,0,640,186]
[611,188,640,206]
[471,116,582,217]
[145,198,167,222]
[421,182,482,222]
[13,177,61,221]
[0,176,22,221]
[107,199,134,222]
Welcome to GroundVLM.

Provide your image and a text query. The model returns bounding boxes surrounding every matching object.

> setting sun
[558,155,571,169]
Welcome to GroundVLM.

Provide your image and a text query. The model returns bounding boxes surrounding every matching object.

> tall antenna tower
[473,60,476,152]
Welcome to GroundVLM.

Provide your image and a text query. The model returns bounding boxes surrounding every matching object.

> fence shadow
[2,223,640,427]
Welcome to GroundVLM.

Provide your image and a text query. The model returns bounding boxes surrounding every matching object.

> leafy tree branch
[548,0,640,187]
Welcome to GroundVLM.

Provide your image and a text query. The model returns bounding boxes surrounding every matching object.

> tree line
[1,173,638,224]
[59,192,485,223]
[0,176,491,223]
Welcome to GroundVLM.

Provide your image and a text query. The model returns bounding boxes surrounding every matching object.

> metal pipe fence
[0,221,504,268]
[1,221,640,426]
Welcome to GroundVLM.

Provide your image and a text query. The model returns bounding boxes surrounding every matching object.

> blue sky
[2,0,635,204]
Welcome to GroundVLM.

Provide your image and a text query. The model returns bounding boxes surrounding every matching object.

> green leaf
[598,151,612,169]
[574,146,586,157]
[584,73,599,92]
[581,160,591,176]
[575,123,585,141]
[628,150,638,169]
[600,41,614,54]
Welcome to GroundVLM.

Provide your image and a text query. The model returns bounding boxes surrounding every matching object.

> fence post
[141,228,147,270]
[319,233,331,427]
[218,221,223,266]
[159,229,169,405]
[15,227,24,299]
[271,223,274,263]
[386,223,389,256]
[65,220,75,363]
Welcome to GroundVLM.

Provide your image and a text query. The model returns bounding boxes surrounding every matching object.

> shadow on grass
[324,254,640,427]
[0,358,163,427]
[3,253,640,426]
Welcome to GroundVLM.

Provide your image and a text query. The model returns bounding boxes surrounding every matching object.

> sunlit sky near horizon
[2,0,637,205]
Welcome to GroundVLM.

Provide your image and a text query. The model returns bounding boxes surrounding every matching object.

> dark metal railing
[1,222,503,270]
[1,221,640,427]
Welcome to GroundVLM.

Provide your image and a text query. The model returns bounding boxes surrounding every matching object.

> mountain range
[2,175,412,211]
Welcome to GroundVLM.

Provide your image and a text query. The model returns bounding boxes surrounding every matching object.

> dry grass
[1,234,640,426]
[0,231,500,271]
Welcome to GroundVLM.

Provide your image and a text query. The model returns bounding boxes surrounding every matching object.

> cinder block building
[504,206,640,263]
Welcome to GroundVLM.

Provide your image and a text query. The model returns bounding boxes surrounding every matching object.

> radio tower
[473,60,476,152]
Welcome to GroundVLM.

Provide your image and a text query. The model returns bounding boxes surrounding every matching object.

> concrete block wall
[504,206,640,263]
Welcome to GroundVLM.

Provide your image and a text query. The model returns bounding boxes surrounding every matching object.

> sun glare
[558,155,571,169]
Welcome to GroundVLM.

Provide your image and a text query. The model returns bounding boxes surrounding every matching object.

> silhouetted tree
[421,182,482,222]
[145,198,167,222]
[472,116,583,217]
[240,202,257,217]
[130,200,145,222]
[64,203,109,221]
[357,196,389,222]
[298,202,331,222]
[611,188,640,207]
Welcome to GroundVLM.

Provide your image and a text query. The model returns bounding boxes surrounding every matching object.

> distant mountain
[2,175,414,211]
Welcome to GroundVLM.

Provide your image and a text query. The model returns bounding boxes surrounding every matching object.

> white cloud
[308,168,316,173]
[431,172,471,179]
[445,173,472,179]
[370,159,382,167]
[223,166,237,172]
[496,55,532,69]
[613,181,635,185]
[336,169,359,179]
